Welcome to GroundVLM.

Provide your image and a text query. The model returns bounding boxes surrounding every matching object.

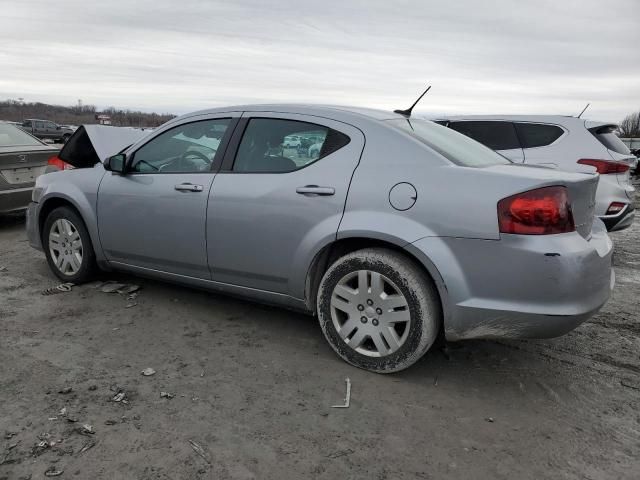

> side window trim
[219,116,350,174]
[125,117,239,174]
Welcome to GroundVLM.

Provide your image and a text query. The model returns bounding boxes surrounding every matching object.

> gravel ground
[1,179,639,480]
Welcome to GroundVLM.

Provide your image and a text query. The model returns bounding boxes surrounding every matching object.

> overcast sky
[1,0,638,121]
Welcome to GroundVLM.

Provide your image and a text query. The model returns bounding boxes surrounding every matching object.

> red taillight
[498,186,575,235]
[606,202,626,215]
[47,155,74,170]
[577,158,629,174]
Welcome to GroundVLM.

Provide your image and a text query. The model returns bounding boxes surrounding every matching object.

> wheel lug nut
[376,308,382,315]
[357,304,364,311]
[367,299,373,306]
[360,316,368,323]
[372,319,379,326]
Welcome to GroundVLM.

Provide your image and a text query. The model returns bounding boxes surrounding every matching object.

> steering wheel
[177,150,210,171]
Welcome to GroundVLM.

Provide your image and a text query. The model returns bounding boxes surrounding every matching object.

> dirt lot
[1,182,639,480]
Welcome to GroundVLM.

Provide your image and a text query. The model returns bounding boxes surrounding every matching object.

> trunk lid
[0,145,58,189]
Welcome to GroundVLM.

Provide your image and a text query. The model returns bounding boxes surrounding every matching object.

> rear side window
[233,118,350,173]
[515,123,564,148]
[387,118,511,167]
[448,121,520,151]
[0,123,43,147]
[590,125,631,155]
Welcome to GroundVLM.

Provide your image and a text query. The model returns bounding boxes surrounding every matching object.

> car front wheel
[317,248,441,373]
[43,206,97,283]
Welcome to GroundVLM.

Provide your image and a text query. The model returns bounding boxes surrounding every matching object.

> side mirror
[104,154,126,174]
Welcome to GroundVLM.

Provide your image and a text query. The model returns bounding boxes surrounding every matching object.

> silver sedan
[26,105,614,373]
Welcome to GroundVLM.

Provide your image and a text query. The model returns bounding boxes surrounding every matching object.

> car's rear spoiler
[58,125,150,168]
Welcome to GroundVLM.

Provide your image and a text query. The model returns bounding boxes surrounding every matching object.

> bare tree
[619,111,640,137]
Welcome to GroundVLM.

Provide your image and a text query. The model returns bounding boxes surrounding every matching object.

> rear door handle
[296,185,335,196]
[174,183,204,192]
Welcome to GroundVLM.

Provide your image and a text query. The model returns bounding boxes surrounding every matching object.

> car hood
[58,125,149,168]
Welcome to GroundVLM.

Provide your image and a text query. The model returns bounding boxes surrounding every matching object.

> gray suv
[26,105,613,373]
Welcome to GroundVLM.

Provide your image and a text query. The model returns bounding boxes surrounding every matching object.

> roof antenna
[577,103,590,118]
[394,85,432,117]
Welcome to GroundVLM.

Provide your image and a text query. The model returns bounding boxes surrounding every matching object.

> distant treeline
[0,99,175,127]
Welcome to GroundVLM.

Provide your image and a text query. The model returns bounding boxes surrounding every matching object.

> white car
[434,115,636,231]
[282,135,301,148]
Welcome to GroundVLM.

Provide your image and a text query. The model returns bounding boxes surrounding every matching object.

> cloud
[0,0,638,122]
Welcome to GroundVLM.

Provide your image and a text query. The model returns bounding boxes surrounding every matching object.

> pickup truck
[19,119,74,143]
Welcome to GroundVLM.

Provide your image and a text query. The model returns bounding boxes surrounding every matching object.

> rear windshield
[387,118,511,167]
[590,125,630,155]
[0,123,44,147]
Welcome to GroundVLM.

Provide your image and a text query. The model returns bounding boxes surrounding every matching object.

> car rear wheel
[43,206,97,283]
[317,248,441,373]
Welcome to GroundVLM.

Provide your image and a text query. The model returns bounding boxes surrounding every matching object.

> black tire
[317,248,441,373]
[42,206,97,283]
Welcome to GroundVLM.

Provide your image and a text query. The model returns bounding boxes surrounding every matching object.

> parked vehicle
[19,119,75,143]
[434,115,636,231]
[282,135,301,148]
[0,122,58,213]
[26,105,613,373]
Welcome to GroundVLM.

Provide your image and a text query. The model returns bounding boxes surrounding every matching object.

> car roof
[431,114,618,128]
[175,104,405,124]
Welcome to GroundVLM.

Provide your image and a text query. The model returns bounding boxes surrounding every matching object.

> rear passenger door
[206,112,365,298]
[448,121,524,162]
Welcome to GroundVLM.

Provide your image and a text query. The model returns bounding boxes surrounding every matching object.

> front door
[97,116,237,278]
[207,112,365,298]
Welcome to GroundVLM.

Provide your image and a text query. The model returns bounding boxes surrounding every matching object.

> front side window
[448,121,520,151]
[515,123,564,148]
[131,119,231,173]
[46,121,56,129]
[233,118,350,173]
[387,118,511,167]
[35,121,45,129]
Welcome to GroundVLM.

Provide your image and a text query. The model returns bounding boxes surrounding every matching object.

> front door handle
[175,183,203,192]
[296,185,335,196]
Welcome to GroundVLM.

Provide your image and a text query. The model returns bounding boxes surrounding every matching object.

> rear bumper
[600,204,635,232]
[408,220,614,341]
[0,187,33,213]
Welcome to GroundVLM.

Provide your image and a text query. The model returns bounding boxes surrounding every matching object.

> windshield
[386,118,511,167]
[0,123,44,147]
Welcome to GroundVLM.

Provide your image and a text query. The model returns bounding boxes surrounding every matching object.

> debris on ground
[118,284,140,295]
[125,302,137,309]
[326,448,354,459]
[5,431,17,440]
[42,283,74,295]
[620,379,640,390]
[331,377,351,408]
[188,440,211,464]
[100,282,127,293]
[78,439,96,455]
[44,466,64,477]
[58,407,67,417]
[160,391,174,399]
[141,368,156,377]
[32,434,57,456]
[88,385,97,391]
[0,266,7,272]
[485,417,495,423]
[77,424,95,435]
[58,387,73,394]
[111,389,128,404]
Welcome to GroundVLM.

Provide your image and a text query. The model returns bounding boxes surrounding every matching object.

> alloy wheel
[330,270,411,357]
[49,218,83,276]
